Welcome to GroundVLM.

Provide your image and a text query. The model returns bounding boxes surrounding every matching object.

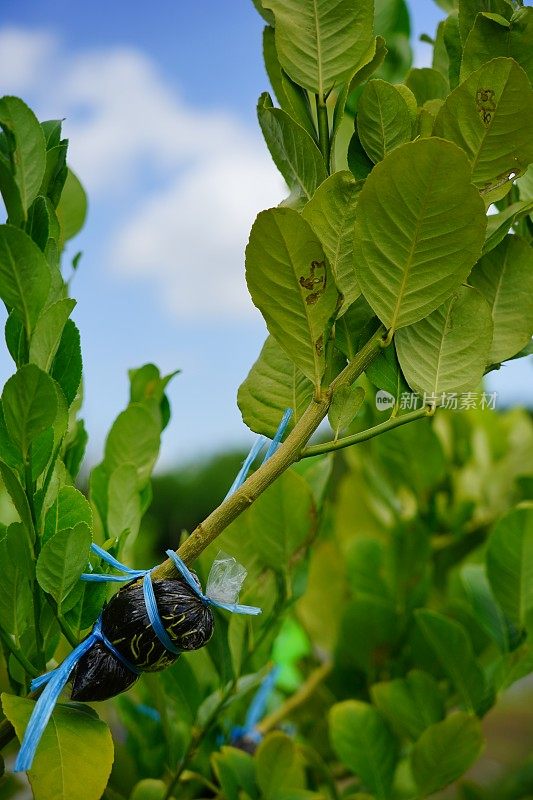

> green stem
[257,661,332,735]
[316,94,330,168]
[301,405,435,458]
[0,626,39,679]
[151,326,387,578]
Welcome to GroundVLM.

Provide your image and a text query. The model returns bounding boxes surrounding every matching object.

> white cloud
[0,27,283,319]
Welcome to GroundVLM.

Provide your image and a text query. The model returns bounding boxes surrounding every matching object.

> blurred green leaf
[255,731,305,799]
[371,669,444,740]
[486,505,533,630]
[460,564,509,652]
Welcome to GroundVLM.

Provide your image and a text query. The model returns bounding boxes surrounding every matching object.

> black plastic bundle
[71,574,214,701]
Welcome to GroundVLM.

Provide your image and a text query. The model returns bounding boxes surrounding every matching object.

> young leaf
[107,463,142,539]
[36,522,92,608]
[264,0,374,97]
[328,385,365,439]
[104,404,160,488]
[329,700,398,800]
[1,694,114,800]
[0,225,51,336]
[302,170,362,311]
[237,335,313,438]
[405,67,449,104]
[370,669,444,740]
[461,7,533,83]
[29,298,76,372]
[354,139,486,332]
[395,286,493,398]
[246,207,338,386]
[433,58,533,189]
[2,364,58,458]
[414,609,489,714]
[357,80,412,163]
[410,713,485,796]
[56,168,88,241]
[0,96,46,223]
[469,235,533,364]
[257,93,326,206]
[486,506,533,630]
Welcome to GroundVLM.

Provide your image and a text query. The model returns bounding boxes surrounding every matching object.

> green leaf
[461,7,533,83]
[366,343,409,400]
[256,732,305,799]
[302,170,362,311]
[264,0,375,96]
[107,463,142,539]
[0,399,21,469]
[36,522,92,608]
[483,200,533,255]
[130,780,172,800]
[0,225,51,336]
[0,460,33,535]
[29,298,76,372]
[104,403,160,488]
[246,207,339,386]
[410,712,485,796]
[347,126,374,180]
[328,385,365,439]
[356,79,412,166]
[469,235,533,364]
[0,96,46,222]
[371,670,445,740]
[56,168,87,241]
[0,522,34,639]
[395,286,493,398]
[238,335,313,438]
[460,564,509,651]
[257,93,326,206]
[354,139,486,332]
[414,609,489,714]
[458,0,513,43]
[251,469,316,572]
[444,13,463,89]
[1,694,113,800]
[349,36,388,92]
[486,505,533,629]
[43,485,93,544]
[51,319,82,405]
[434,58,533,190]
[405,67,449,105]
[2,364,58,457]
[335,295,379,359]
[329,700,398,800]
[212,746,257,800]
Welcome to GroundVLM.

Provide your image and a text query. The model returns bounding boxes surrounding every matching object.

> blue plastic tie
[262,409,293,463]
[142,572,181,655]
[230,665,280,744]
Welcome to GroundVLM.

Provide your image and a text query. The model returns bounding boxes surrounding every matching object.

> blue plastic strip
[244,665,280,730]
[165,550,261,616]
[96,627,141,676]
[142,573,181,655]
[81,543,146,582]
[262,409,293,463]
[224,434,267,499]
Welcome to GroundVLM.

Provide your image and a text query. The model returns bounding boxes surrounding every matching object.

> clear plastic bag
[206,551,247,605]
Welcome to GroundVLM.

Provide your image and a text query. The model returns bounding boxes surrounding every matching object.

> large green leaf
[264,0,375,96]
[104,403,160,488]
[433,58,533,190]
[29,298,76,372]
[2,364,57,458]
[353,139,486,331]
[329,700,398,800]
[395,286,493,398]
[43,485,93,544]
[2,694,113,800]
[410,713,485,796]
[0,225,51,336]
[238,335,313,438]
[486,506,533,629]
[371,670,444,740]
[469,235,533,364]
[246,207,339,385]
[414,609,489,714]
[461,8,533,83]
[302,170,362,310]
[357,79,412,164]
[0,96,46,223]
[36,522,92,609]
[257,93,326,207]
[0,522,33,639]
[458,0,514,44]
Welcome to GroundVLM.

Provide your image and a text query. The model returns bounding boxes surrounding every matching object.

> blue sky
[0,1,531,469]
